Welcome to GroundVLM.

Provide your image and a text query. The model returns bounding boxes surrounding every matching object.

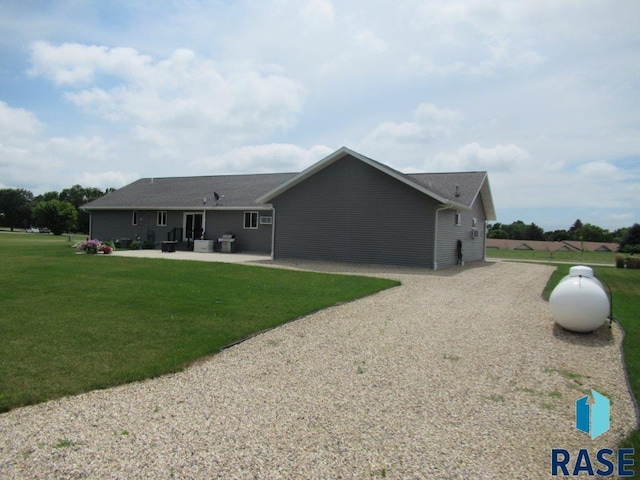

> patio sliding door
[184,213,204,241]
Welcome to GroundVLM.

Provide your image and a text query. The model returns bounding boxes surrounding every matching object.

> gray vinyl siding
[465,195,487,262]
[271,155,437,267]
[91,210,184,243]
[204,210,272,253]
[90,211,155,242]
[434,195,487,269]
[91,209,272,253]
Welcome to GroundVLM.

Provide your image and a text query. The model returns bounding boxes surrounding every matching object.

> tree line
[0,185,112,235]
[488,219,640,253]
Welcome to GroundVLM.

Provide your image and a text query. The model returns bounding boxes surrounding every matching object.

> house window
[244,211,258,229]
[455,212,461,226]
[260,216,273,225]
[132,211,138,226]
[472,218,477,228]
[157,211,167,226]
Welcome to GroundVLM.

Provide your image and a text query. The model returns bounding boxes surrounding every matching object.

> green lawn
[0,233,399,412]
[544,265,640,468]
[487,248,617,265]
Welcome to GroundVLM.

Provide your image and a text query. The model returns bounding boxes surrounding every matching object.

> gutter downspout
[82,208,92,239]
[270,207,276,261]
[202,207,206,239]
[483,220,487,261]
[433,203,452,271]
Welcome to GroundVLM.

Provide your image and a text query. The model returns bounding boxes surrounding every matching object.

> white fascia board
[465,173,496,221]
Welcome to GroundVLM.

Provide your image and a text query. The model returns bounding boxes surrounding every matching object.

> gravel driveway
[0,261,636,479]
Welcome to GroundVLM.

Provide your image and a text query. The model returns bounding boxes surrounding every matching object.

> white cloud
[300,0,336,29]
[362,103,461,148]
[576,161,621,180]
[46,136,110,161]
[429,143,531,172]
[192,143,333,174]
[0,101,43,137]
[414,103,461,123]
[28,41,152,85]
[352,29,389,53]
[30,42,306,145]
[130,126,173,148]
[74,171,140,190]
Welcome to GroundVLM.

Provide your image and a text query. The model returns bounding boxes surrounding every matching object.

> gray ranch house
[83,147,496,269]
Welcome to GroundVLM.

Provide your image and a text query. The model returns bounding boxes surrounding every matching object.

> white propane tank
[549,265,610,333]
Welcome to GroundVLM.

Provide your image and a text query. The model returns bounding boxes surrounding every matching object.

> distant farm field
[487,248,616,265]
[0,233,399,412]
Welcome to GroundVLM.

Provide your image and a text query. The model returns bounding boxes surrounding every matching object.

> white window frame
[455,212,461,226]
[132,211,138,226]
[472,217,477,228]
[244,211,258,229]
[157,211,167,226]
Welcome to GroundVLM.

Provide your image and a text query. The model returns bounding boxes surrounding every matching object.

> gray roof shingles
[84,173,298,209]
[84,164,488,211]
[408,172,487,208]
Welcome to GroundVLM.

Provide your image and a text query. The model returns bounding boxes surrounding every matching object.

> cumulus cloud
[28,41,152,85]
[576,161,621,179]
[46,136,110,161]
[363,102,461,147]
[428,142,531,172]
[192,143,334,174]
[29,42,305,144]
[74,171,140,190]
[0,101,43,137]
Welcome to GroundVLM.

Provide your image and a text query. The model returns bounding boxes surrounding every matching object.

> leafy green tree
[32,200,77,235]
[568,219,584,240]
[488,227,509,239]
[35,191,60,202]
[545,229,569,242]
[613,227,628,244]
[505,220,527,240]
[579,223,614,242]
[0,188,34,231]
[620,223,640,253]
[60,185,106,233]
[489,221,546,240]
[525,222,545,241]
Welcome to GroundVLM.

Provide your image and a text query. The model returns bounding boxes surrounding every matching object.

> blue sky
[1,0,638,231]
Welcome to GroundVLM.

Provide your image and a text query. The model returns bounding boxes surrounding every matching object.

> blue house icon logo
[576,390,610,440]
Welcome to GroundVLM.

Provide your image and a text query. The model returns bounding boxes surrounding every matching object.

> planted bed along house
[83,147,496,269]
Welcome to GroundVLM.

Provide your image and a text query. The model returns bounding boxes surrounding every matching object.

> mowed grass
[488,248,616,265]
[543,265,640,468]
[0,233,399,412]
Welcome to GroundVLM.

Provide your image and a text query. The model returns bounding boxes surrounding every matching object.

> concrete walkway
[112,249,271,264]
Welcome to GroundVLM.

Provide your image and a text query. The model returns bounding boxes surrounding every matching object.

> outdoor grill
[218,234,236,253]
